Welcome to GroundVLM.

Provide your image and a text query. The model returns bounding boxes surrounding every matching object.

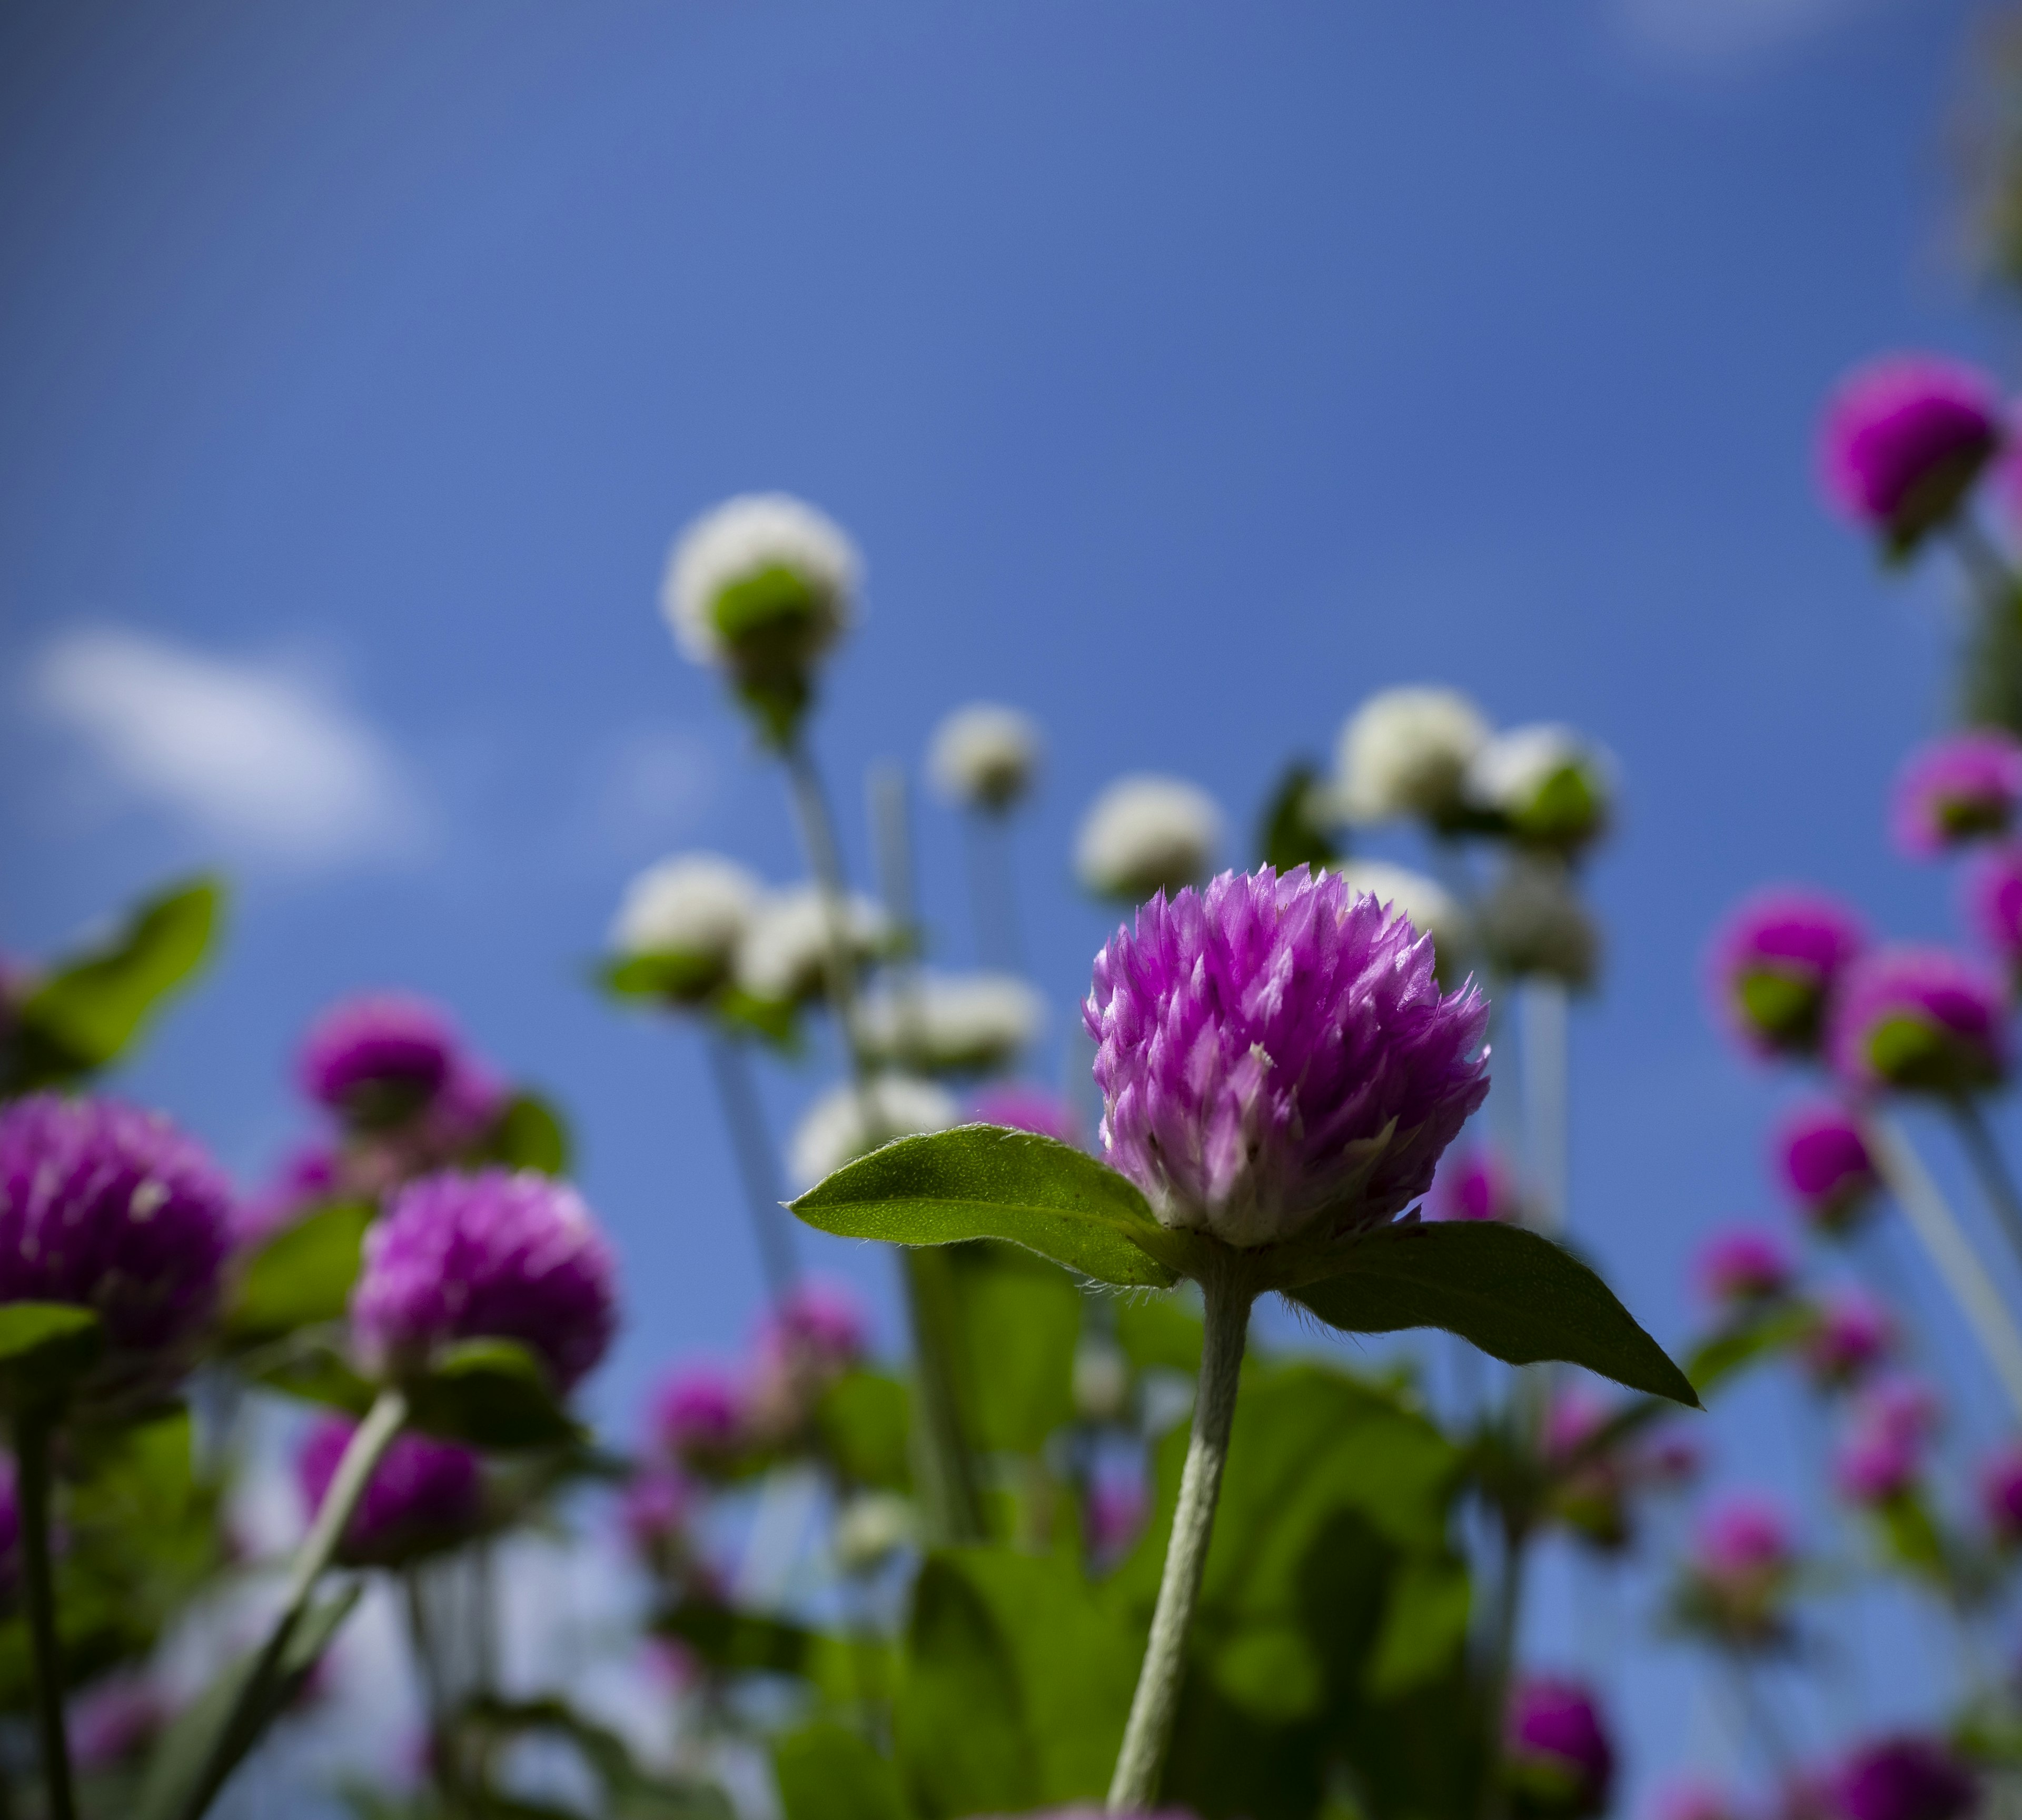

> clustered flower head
[1962,841,2022,974]
[1826,1736,1977,1820]
[1478,853,1601,989]
[1696,1227,1796,1312]
[1685,1495,1797,1640]
[1503,1678,1615,1820]
[653,1365,749,1474]
[1429,1145,1524,1224]
[1332,859,1471,985]
[928,702,1042,813]
[1464,723,1614,853]
[735,886,892,1009]
[857,971,1044,1075]
[1074,775,1223,902]
[1084,866,1490,1249]
[1709,889,1866,1059]
[1803,1288,1894,1390]
[1819,354,2004,551]
[297,1415,484,1567]
[351,1168,618,1393]
[662,493,860,741]
[610,853,764,1005]
[1976,1440,2022,1547]
[1335,686,1491,829]
[1835,1377,1940,1508]
[1653,1782,1749,1820]
[1826,945,2009,1097]
[788,1076,962,1192]
[1772,1102,1879,1237]
[1890,731,2022,858]
[0,1094,233,1384]
[972,1083,1078,1146]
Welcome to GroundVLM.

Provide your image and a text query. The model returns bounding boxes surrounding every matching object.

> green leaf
[1256,761,1341,874]
[776,1723,910,1820]
[790,1127,1178,1289]
[818,1370,914,1491]
[1286,1221,1699,1407]
[948,1244,1081,1456]
[657,1600,895,1705]
[224,1201,373,1347]
[1364,1554,1471,1697]
[478,1093,573,1176]
[716,989,800,1049]
[0,1302,104,1405]
[409,1338,582,1451]
[599,951,727,1005]
[1684,1302,1812,1398]
[7,877,220,1090]
[249,1336,378,1416]
[1114,1292,1204,1375]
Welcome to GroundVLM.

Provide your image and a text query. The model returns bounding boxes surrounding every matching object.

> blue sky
[2,0,2017,1800]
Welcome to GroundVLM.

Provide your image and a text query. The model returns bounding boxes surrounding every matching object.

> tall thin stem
[1475,1505,1531,1820]
[1106,1272,1252,1813]
[1521,980,1568,1237]
[17,1409,74,1820]
[1951,514,2019,615]
[1948,1096,2022,1275]
[963,811,1023,973]
[703,1029,799,1302]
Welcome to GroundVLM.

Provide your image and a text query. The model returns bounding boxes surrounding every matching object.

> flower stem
[1520,979,1568,1237]
[1948,1096,2022,1275]
[703,1027,799,1304]
[1951,513,2019,618]
[17,1408,74,1820]
[963,810,1023,973]
[1106,1272,1253,1813]
[1475,1507,1530,1820]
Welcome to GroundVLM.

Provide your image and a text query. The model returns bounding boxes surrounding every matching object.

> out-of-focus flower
[1803,1289,1895,1391]
[1835,1377,1941,1508]
[609,854,765,1005]
[1084,867,1489,1250]
[352,1169,618,1393]
[1334,859,1472,984]
[1819,354,2004,549]
[973,1083,1079,1146]
[858,971,1044,1074]
[1891,731,2022,858]
[1465,724,1614,852]
[1478,853,1600,988]
[1709,890,1867,1059]
[788,1076,962,1192]
[1335,686,1491,829]
[1826,946,2009,1097]
[1074,775,1223,901]
[757,1281,866,1384]
[735,886,893,1009]
[1504,1678,1615,1820]
[833,1490,916,1573]
[1697,1227,1797,1312]
[661,494,860,740]
[928,703,1042,813]
[1543,1387,1630,1548]
[1962,842,2022,974]
[1826,1736,1977,1820]
[0,1095,232,1388]
[621,1466,694,1555]
[1686,1495,1798,1640]
[235,1141,342,1250]
[1087,1477,1149,1563]
[1772,1102,1879,1238]
[67,1673,165,1771]
[1072,1338,1132,1425]
[1976,1440,2022,1547]
[298,1417,484,1567]
[298,993,463,1128]
[0,1456,18,1604]
[1652,1782,1750,1820]
[1429,1145,1525,1224]
[652,1365,751,1474]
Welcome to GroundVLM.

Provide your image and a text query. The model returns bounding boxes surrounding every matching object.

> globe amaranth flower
[1074,775,1223,902]
[1334,685,1491,829]
[1478,853,1600,989]
[1333,859,1472,986]
[298,993,464,1127]
[298,1414,484,1567]
[1430,1145,1524,1224]
[1962,841,2022,973]
[609,854,764,1006]
[1688,1495,1797,1634]
[1464,723,1614,852]
[1542,1387,1632,1549]
[735,886,892,1009]
[1827,1736,1976,1820]
[661,494,860,741]
[1835,1377,1940,1507]
[620,1465,695,1558]
[928,702,1042,813]
[788,1076,961,1193]
[1709,889,1867,1058]
[1803,1288,1894,1390]
[1696,1227,1797,1311]
[1820,354,2004,550]
[1084,867,1490,1250]
[352,1168,618,1393]
[857,971,1044,1075]
[67,1673,164,1771]
[1826,945,2009,1097]
[652,1364,751,1474]
[1654,1782,1749,1820]
[972,1083,1079,1146]
[1977,1440,2022,1546]
[1772,1101,1879,1237]
[1087,1476,1148,1563]
[1891,730,2022,858]
[1504,1678,1615,1820]
[749,1282,866,1435]
[0,1095,233,1382]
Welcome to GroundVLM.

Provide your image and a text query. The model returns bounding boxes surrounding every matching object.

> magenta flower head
[1826,945,2010,1097]
[620,1466,695,1556]
[297,992,463,1127]
[1827,1737,1976,1820]
[1504,1678,1615,1820]
[1693,1494,1795,1590]
[1083,867,1490,1249]
[1772,1102,1879,1237]
[0,1095,232,1389]
[652,1365,750,1472]
[758,1281,866,1380]
[1430,1145,1524,1223]
[0,1456,18,1604]
[1697,1227,1797,1312]
[1654,1783,1749,1820]
[1835,1377,1940,1507]
[973,1084,1079,1147]
[1803,1288,1894,1390]
[1891,731,2022,858]
[1963,842,2022,971]
[1709,890,1867,1060]
[1819,354,2004,550]
[351,1169,618,1394]
[1976,1441,2022,1546]
[298,1414,483,1567]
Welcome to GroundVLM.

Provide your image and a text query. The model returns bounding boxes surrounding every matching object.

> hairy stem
[17,1409,74,1820]
[704,1028,799,1302]
[1106,1273,1252,1813]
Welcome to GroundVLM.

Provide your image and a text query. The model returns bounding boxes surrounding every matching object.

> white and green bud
[1074,774,1223,901]
[1465,723,1613,852]
[608,853,763,1005]
[858,971,1044,1076]
[735,885,893,1009]
[1477,852,1600,988]
[929,702,1043,813]
[1334,687,1491,829]
[788,1073,962,1191]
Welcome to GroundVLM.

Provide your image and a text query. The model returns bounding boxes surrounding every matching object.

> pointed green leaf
[0,1302,104,1404]
[409,1337,582,1450]
[224,1200,373,1347]
[790,1127,1177,1288]
[776,1723,910,1820]
[477,1092,572,1177]
[1286,1221,1698,1407]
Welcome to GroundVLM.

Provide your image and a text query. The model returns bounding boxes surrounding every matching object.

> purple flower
[298,1415,484,1567]
[0,1456,18,1604]
[1978,1441,2022,1546]
[67,1673,164,1771]
[758,1281,866,1380]
[620,1467,695,1555]
[1709,890,1867,1059]
[1693,1494,1795,1588]
[1505,1678,1615,1820]
[973,1084,1080,1147]
[351,1169,618,1393]
[1083,867,1489,1248]
[1963,841,2022,966]
[1697,1227,1797,1310]
[1430,1145,1524,1223]
[1826,945,2010,1097]
[298,993,462,1124]
[1835,1377,1939,1507]
[1819,354,2004,542]
[652,1365,750,1467]
[1087,1477,1148,1562]
[1771,1102,1879,1237]
[0,1095,232,1378]
[1891,731,2022,858]
[1653,1782,1749,1820]
[1828,1736,1976,1820]
[1803,1289,1894,1390]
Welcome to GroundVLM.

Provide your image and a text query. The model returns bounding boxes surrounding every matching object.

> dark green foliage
[1960,582,2022,734]
[1257,762,1342,874]
[453,1696,737,1820]
[223,1201,373,1348]
[0,1303,105,1409]
[1684,1301,1813,1397]
[408,1338,583,1451]
[946,1243,1081,1457]
[776,1724,910,1820]
[818,1369,914,1491]
[478,1092,573,1176]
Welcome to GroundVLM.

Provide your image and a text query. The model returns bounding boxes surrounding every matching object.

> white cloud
[1610,0,1882,69]
[33,626,422,868]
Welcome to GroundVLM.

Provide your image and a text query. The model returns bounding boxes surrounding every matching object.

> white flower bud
[609,855,763,1003]
[928,703,1043,813]
[788,1074,963,1191]
[833,1491,916,1573]
[735,886,892,1007]
[1465,723,1614,850]
[1335,687,1491,827]
[1072,1339,1133,1425]
[662,494,860,668]
[1334,860,1472,984]
[1074,774,1223,901]
[1478,852,1600,987]
[858,971,1045,1075]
